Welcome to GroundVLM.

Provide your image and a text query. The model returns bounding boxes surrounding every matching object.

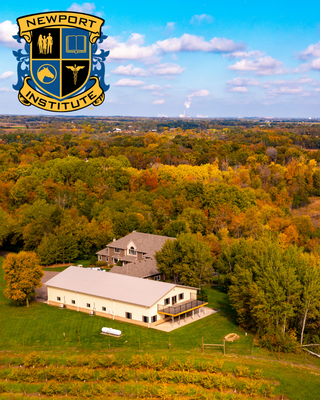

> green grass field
[0,256,320,399]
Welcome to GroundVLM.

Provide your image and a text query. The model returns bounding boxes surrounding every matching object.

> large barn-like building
[45,266,208,327]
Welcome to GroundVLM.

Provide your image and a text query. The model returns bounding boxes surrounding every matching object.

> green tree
[2,251,43,306]
[55,227,78,264]
[156,233,213,287]
[0,207,11,247]
[37,234,58,266]
[299,255,320,344]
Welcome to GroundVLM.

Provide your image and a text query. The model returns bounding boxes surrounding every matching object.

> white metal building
[45,266,207,327]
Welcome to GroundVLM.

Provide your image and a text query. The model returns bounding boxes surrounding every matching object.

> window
[154,275,160,281]
[129,246,136,255]
[142,316,149,323]
[102,307,106,311]
[126,312,132,319]
[142,252,147,258]
[164,297,170,305]
[172,296,177,305]
[106,256,109,262]
[99,255,102,261]
[179,293,184,301]
[114,247,120,253]
[151,315,157,323]
[57,296,61,301]
[71,300,75,304]
[86,303,91,308]
[114,258,118,264]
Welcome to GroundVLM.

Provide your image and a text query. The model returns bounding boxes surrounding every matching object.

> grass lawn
[0,257,320,399]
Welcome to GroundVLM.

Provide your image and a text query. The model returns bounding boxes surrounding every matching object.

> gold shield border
[17,11,104,44]
[19,76,104,112]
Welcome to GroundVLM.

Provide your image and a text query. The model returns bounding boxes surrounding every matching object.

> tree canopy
[3,252,44,306]
[155,233,213,287]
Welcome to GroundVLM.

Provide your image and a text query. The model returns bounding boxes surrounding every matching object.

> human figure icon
[47,33,53,54]
[42,36,47,54]
[37,34,43,54]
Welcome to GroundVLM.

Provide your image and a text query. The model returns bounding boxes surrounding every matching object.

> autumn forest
[1,115,320,352]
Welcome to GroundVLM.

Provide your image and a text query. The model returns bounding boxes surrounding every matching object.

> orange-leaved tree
[3,252,43,307]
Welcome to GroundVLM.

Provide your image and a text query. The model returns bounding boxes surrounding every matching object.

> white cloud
[153,99,165,104]
[227,77,260,86]
[111,64,149,76]
[229,86,248,93]
[0,87,10,92]
[224,50,264,59]
[104,34,159,63]
[267,86,304,95]
[157,34,244,53]
[158,114,168,117]
[309,58,320,70]
[102,32,245,65]
[197,114,208,118]
[184,89,210,108]
[0,71,14,80]
[114,79,145,86]
[149,63,185,75]
[299,42,320,60]
[190,14,214,24]
[228,56,288,75]
[0,20,22,48]
[153,91,165,96]
[165,22,175,33]
[143,84,161,90]
[67,2,96,13]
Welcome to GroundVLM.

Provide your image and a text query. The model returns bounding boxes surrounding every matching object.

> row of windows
[164,293,184,305]
[57,297,157,323]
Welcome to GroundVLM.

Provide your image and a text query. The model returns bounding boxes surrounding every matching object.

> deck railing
[157,299,208,317]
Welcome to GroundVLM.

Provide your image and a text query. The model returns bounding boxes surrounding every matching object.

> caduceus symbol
[66,64,85,85]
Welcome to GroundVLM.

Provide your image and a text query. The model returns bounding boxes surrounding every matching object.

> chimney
[113,238,116,242]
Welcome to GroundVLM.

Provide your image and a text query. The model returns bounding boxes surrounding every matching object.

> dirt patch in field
[292,196,320,227]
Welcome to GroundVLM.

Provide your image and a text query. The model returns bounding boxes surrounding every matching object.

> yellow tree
[3,252,43,306]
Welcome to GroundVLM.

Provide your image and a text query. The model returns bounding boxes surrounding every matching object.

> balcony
[157,295,208,317]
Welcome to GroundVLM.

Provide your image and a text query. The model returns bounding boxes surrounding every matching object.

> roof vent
[133,230,136,233]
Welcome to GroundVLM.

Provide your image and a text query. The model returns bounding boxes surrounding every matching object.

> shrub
[234,365,250,377]
[259,327,298,353]
[95,261,109,268]
[23,352,42,368]
[89,255,98,265]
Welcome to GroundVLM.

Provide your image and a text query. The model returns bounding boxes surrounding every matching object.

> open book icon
[66,35,86,54]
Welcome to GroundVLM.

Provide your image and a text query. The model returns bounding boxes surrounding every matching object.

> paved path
[152,307,218,332]
[36,271,60,303]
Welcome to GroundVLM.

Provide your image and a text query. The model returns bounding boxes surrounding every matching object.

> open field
[0,257,320,399]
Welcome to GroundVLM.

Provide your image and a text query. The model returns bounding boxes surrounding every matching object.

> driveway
[36,271,60,302]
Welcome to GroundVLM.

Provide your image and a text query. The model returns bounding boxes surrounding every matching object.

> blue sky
[1,0,320,117]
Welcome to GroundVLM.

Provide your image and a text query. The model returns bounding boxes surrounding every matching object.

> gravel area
[36,271,60,302]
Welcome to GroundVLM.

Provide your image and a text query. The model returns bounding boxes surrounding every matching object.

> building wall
[47,285,197,326]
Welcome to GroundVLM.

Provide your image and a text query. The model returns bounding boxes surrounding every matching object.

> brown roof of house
[45,266,177,308]
[96,248,109,256]
[106,232,175,258]
[109,258,159,279]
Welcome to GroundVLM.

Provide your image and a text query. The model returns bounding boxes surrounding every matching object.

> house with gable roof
[96,231,175,268]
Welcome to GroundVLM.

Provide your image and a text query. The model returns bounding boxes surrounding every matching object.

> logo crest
[13,12,110,112]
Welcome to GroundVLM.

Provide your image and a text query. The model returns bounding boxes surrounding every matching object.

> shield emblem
[30,27,91,100]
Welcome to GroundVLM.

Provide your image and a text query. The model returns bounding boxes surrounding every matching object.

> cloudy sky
[1,0,320,117]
